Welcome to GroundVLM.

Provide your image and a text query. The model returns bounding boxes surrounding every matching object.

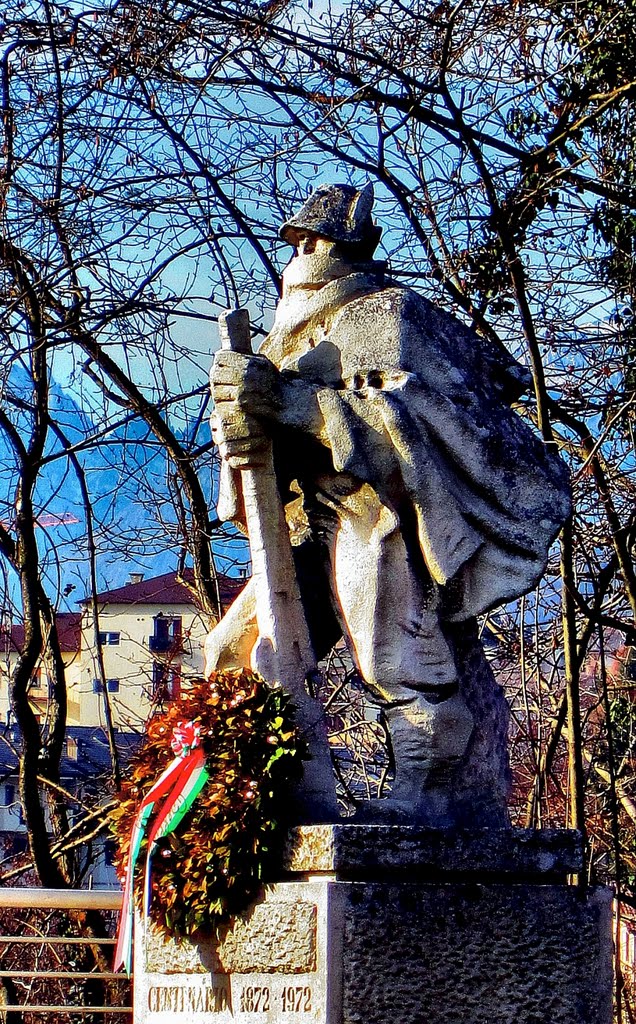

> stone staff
[217,308,338,821]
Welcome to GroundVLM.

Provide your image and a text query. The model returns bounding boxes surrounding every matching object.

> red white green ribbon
[113,721,208,975]
[143,748,209,919]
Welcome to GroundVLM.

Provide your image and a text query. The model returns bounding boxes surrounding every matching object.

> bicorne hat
[279,182,381,254]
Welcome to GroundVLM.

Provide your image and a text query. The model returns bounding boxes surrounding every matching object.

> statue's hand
[211,350,282,419]
[212,349,327,456]
[211,351,281,466]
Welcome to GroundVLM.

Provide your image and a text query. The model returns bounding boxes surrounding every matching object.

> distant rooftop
[6,611,81,654]
[2,571,245,656]
[0,724,143,780]
[82,568,245,610]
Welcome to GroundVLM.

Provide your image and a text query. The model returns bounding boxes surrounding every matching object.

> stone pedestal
[134,826,613,1024]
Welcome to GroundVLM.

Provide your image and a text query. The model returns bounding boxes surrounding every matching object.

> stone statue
[206,183,571,827]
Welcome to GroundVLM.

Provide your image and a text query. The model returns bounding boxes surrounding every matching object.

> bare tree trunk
[560,517,586,880]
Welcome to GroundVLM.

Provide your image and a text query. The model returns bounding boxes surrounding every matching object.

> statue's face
[293,233,333,257]
[282,232,349,297]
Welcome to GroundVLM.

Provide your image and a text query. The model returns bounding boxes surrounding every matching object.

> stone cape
[225,279,571,624]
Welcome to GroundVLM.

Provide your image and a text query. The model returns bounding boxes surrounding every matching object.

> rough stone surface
[283,824,583,880]
[450,622,512,825]
[341,882,613,1024]
[145,899,317,974]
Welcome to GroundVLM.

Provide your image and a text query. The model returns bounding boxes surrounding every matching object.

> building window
[11,833,27,854]
[5,786,23,824]
[104,839,117,867]
[93,677,120,694]
[98,631,120,645]
[66,737,78,760]
[149,616,182,654]
[152,663,181,702]
[30,668,45,690]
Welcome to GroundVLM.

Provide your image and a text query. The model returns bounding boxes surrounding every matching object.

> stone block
[133,868,610,1019]
[134,880,344,1024]
[134,831,612,1024]
[340,881,612,1024]
[282,824,583,881]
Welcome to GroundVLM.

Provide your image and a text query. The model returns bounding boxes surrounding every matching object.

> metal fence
[0,888,131,1021]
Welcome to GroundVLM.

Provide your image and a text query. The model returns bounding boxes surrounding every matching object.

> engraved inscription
[146,979,316,1018]
[235,982,314,1015]
[239,985,271,1013]
[147,982,230,1014]
[281,985,313,1013]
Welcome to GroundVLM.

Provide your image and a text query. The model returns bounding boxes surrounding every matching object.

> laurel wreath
[109,669,305,939]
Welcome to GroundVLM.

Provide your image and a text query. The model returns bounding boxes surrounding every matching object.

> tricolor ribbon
[113,721,209,975]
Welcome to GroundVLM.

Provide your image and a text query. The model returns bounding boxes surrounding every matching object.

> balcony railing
[0,887,131,1020]
[148,635,180,654]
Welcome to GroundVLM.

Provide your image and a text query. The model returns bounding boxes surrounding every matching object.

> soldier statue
[207,183,570,826]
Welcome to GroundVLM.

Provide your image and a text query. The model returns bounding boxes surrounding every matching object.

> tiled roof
[4,625,23,653]
[4,612,82,654]
[57,612,82,652]
[2,571,245,656]
[63,726,143,778]
[0,725,143,781]
[82,568,245,611]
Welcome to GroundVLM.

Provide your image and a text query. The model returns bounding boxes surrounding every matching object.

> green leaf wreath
[110,669,305,940]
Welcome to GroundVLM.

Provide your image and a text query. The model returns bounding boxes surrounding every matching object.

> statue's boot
[380,686,474,825]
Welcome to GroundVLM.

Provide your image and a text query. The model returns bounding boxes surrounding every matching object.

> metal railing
[0,888,131,1020]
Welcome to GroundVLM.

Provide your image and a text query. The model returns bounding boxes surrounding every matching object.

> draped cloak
[218,274,571,627]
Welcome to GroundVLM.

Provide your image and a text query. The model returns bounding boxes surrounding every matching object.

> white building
[0,568,244,885]
[0,568,244,731]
